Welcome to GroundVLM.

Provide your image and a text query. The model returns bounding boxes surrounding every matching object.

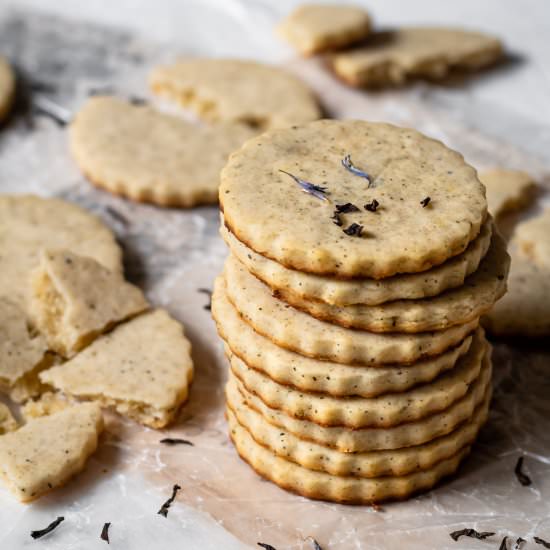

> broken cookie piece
[21,392,71,420]
[40,309,194,428]
[277,4,372,55]
[331,27,503,88]
[514,209,550,269]
[30,249,149,357]
[479,169,537,219]
[0,402,103,502]
[0,298,51,403]
[0,403,17,435]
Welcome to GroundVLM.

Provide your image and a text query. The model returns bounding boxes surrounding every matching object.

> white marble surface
[1,2,550,550]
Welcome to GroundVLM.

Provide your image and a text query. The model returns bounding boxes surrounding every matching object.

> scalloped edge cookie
[227,336,487,428]
[228,408,471,503]
[273,231,508,332]
[212,281,477,397]
[227,387,488,478]
[221,261,478,365]
[227,357,492,452]
[221,218,493,306]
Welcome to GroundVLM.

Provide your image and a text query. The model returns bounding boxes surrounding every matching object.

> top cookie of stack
[215,119,509,504]
[221,119,487,279]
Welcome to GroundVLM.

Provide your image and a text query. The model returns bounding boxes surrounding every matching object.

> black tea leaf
[100,522,111,544]
[257,543,277,550]
[160,438,194,446]
[449,528,495,542]
[30,516,65,539]
[535,537,550,548]
[514,456,532,486]
[158,484,181,518]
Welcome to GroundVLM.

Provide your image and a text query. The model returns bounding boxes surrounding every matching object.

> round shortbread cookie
[227,387,489,478]
[150,58,321,130]
[0,56,15,122]
[274,232,509,332]
[220,261,478,365]
[212,281,477,398]
[227,357,492,452]
[70,96,256,207]
[228,409,471,504]
[220,218,493,306]
[220,120,487,278]
[331,27,503,88]
[0,195,122,309]
[227,336,487,428]
[277,4,372,56]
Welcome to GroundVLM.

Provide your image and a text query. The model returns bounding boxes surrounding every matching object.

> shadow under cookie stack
[212,119,510,504]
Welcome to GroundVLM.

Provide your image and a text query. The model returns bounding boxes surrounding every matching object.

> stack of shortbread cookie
[213,120,510,504]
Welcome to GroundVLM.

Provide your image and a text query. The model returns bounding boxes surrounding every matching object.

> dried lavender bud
[420,196,431,207]
[279,170,329,202]
[100,522,111,544]
[449,528,495,541]
[31,517,65,539]
[514,456,532,486]
[343,223,364,237]
[341,154,372,186]
[335,202,360,213]
[364,199,379,212]
[158,484,181,517]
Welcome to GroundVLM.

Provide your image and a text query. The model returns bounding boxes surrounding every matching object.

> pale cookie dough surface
[275,232,508,332]
[0,402,103,502]
[227,334,487,428]
[70,96,256,207]
[229,358,491,452]
[277,4,371,55]
[0,195,122,309]
[0,56,15,122]
[331,27,503,88]
[150,58,321,130]
[479,169,537,219]
[484,242,550,337]
[514,209,550,268]
[227,388,488,478]
[220,120,487,278]
[30,249,149,357]
[0,298,49,403]
[0,404,17,435]
[220,262,479,365]
[212,282,476,398]
[40,309,194,428]
[228,409,471,504]
[221,219,493,306]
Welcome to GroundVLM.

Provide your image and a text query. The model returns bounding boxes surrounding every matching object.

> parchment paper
[0,10,549,550]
